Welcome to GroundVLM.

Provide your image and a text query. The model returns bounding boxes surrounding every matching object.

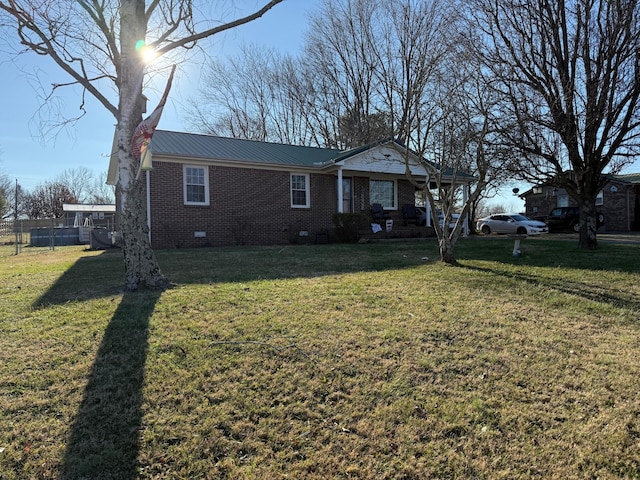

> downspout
[425,174,432,227]
[337,167,344,213]
[628,186,631,232]
[146,170,151,244]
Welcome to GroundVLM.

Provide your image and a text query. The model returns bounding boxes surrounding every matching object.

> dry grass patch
[0,239,639,479]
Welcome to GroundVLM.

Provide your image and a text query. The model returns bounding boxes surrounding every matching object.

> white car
[476,213,548,235]
[438,213,461,229]
[415,208,461,228]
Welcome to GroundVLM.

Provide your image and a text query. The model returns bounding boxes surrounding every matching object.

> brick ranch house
[109,130,475,249]
[519,173,640,232]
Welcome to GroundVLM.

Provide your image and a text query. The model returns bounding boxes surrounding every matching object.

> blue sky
[2,1,636,211]
[0,1,314,192]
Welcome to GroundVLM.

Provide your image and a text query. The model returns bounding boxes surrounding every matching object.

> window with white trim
[557,194,569,208]
[291,173,310,208]
[370,179,396,209]
[183,165,209,206]
[596,190,604,206]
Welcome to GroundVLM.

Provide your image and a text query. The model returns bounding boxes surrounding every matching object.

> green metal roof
[612,172,640,184]
[149,130,475,179]
[150,130,340,166]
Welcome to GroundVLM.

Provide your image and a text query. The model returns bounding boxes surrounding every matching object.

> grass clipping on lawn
[0,239,639,479]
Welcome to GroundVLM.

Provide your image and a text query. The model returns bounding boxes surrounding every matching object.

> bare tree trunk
[578,201,598,250]
[439,235,458,265]
[116,0,168,291]
[0,0,285,290]
[115,115,169,291]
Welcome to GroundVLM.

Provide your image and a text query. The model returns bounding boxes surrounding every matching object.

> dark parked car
[546,206,604,232]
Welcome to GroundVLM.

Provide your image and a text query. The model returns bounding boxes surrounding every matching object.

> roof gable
[333,141,425,175]
[323,139,476,180]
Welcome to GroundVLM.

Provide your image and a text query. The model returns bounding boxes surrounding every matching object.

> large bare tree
[304,0,390,149]
[0,0,284,289]
[307,0,504,263]
[471,0,640,249]
[55,166,94,204]
[188,45,315,146]
[190,0,512,265]
[0,170,11,218]
[191,0,390,149]
[373,0,504,264]
[22,181,77,219]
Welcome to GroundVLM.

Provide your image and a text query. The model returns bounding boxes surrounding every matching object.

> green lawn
[1,238,639,479]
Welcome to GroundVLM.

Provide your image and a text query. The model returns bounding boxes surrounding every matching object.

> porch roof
[321,138,477,181]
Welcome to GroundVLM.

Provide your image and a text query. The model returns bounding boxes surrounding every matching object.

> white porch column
[425,175,432,227]
[337,167,344,213]
[462,182,469,237]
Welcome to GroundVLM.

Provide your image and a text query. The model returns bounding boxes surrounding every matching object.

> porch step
[359,224,434,241]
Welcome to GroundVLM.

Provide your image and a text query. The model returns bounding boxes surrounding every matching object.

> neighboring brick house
[113,130,475,249]
[520,173,640,232]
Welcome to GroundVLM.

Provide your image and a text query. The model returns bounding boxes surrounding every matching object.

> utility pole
[49,186,55,251]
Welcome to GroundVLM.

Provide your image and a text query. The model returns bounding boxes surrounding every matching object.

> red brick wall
[603,185,637,231]
[147,162,339,248]
[522,187,560,220]
[522,183,637,232]
[146,162,420,248]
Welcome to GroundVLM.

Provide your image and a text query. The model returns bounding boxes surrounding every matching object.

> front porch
[305,217,434,245]
[358,222,434,241]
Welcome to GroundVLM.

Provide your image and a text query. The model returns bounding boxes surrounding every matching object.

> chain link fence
[0,219,64,249]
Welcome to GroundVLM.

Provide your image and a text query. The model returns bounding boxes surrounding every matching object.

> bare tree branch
[470,0,640,248]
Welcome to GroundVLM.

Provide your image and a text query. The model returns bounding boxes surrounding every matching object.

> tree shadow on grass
[58,290,161,480]
[32,251,161,480]
[34,250,125,307]
[463,263,640,313]
[25,241,636,478]
[458,236,640,274]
